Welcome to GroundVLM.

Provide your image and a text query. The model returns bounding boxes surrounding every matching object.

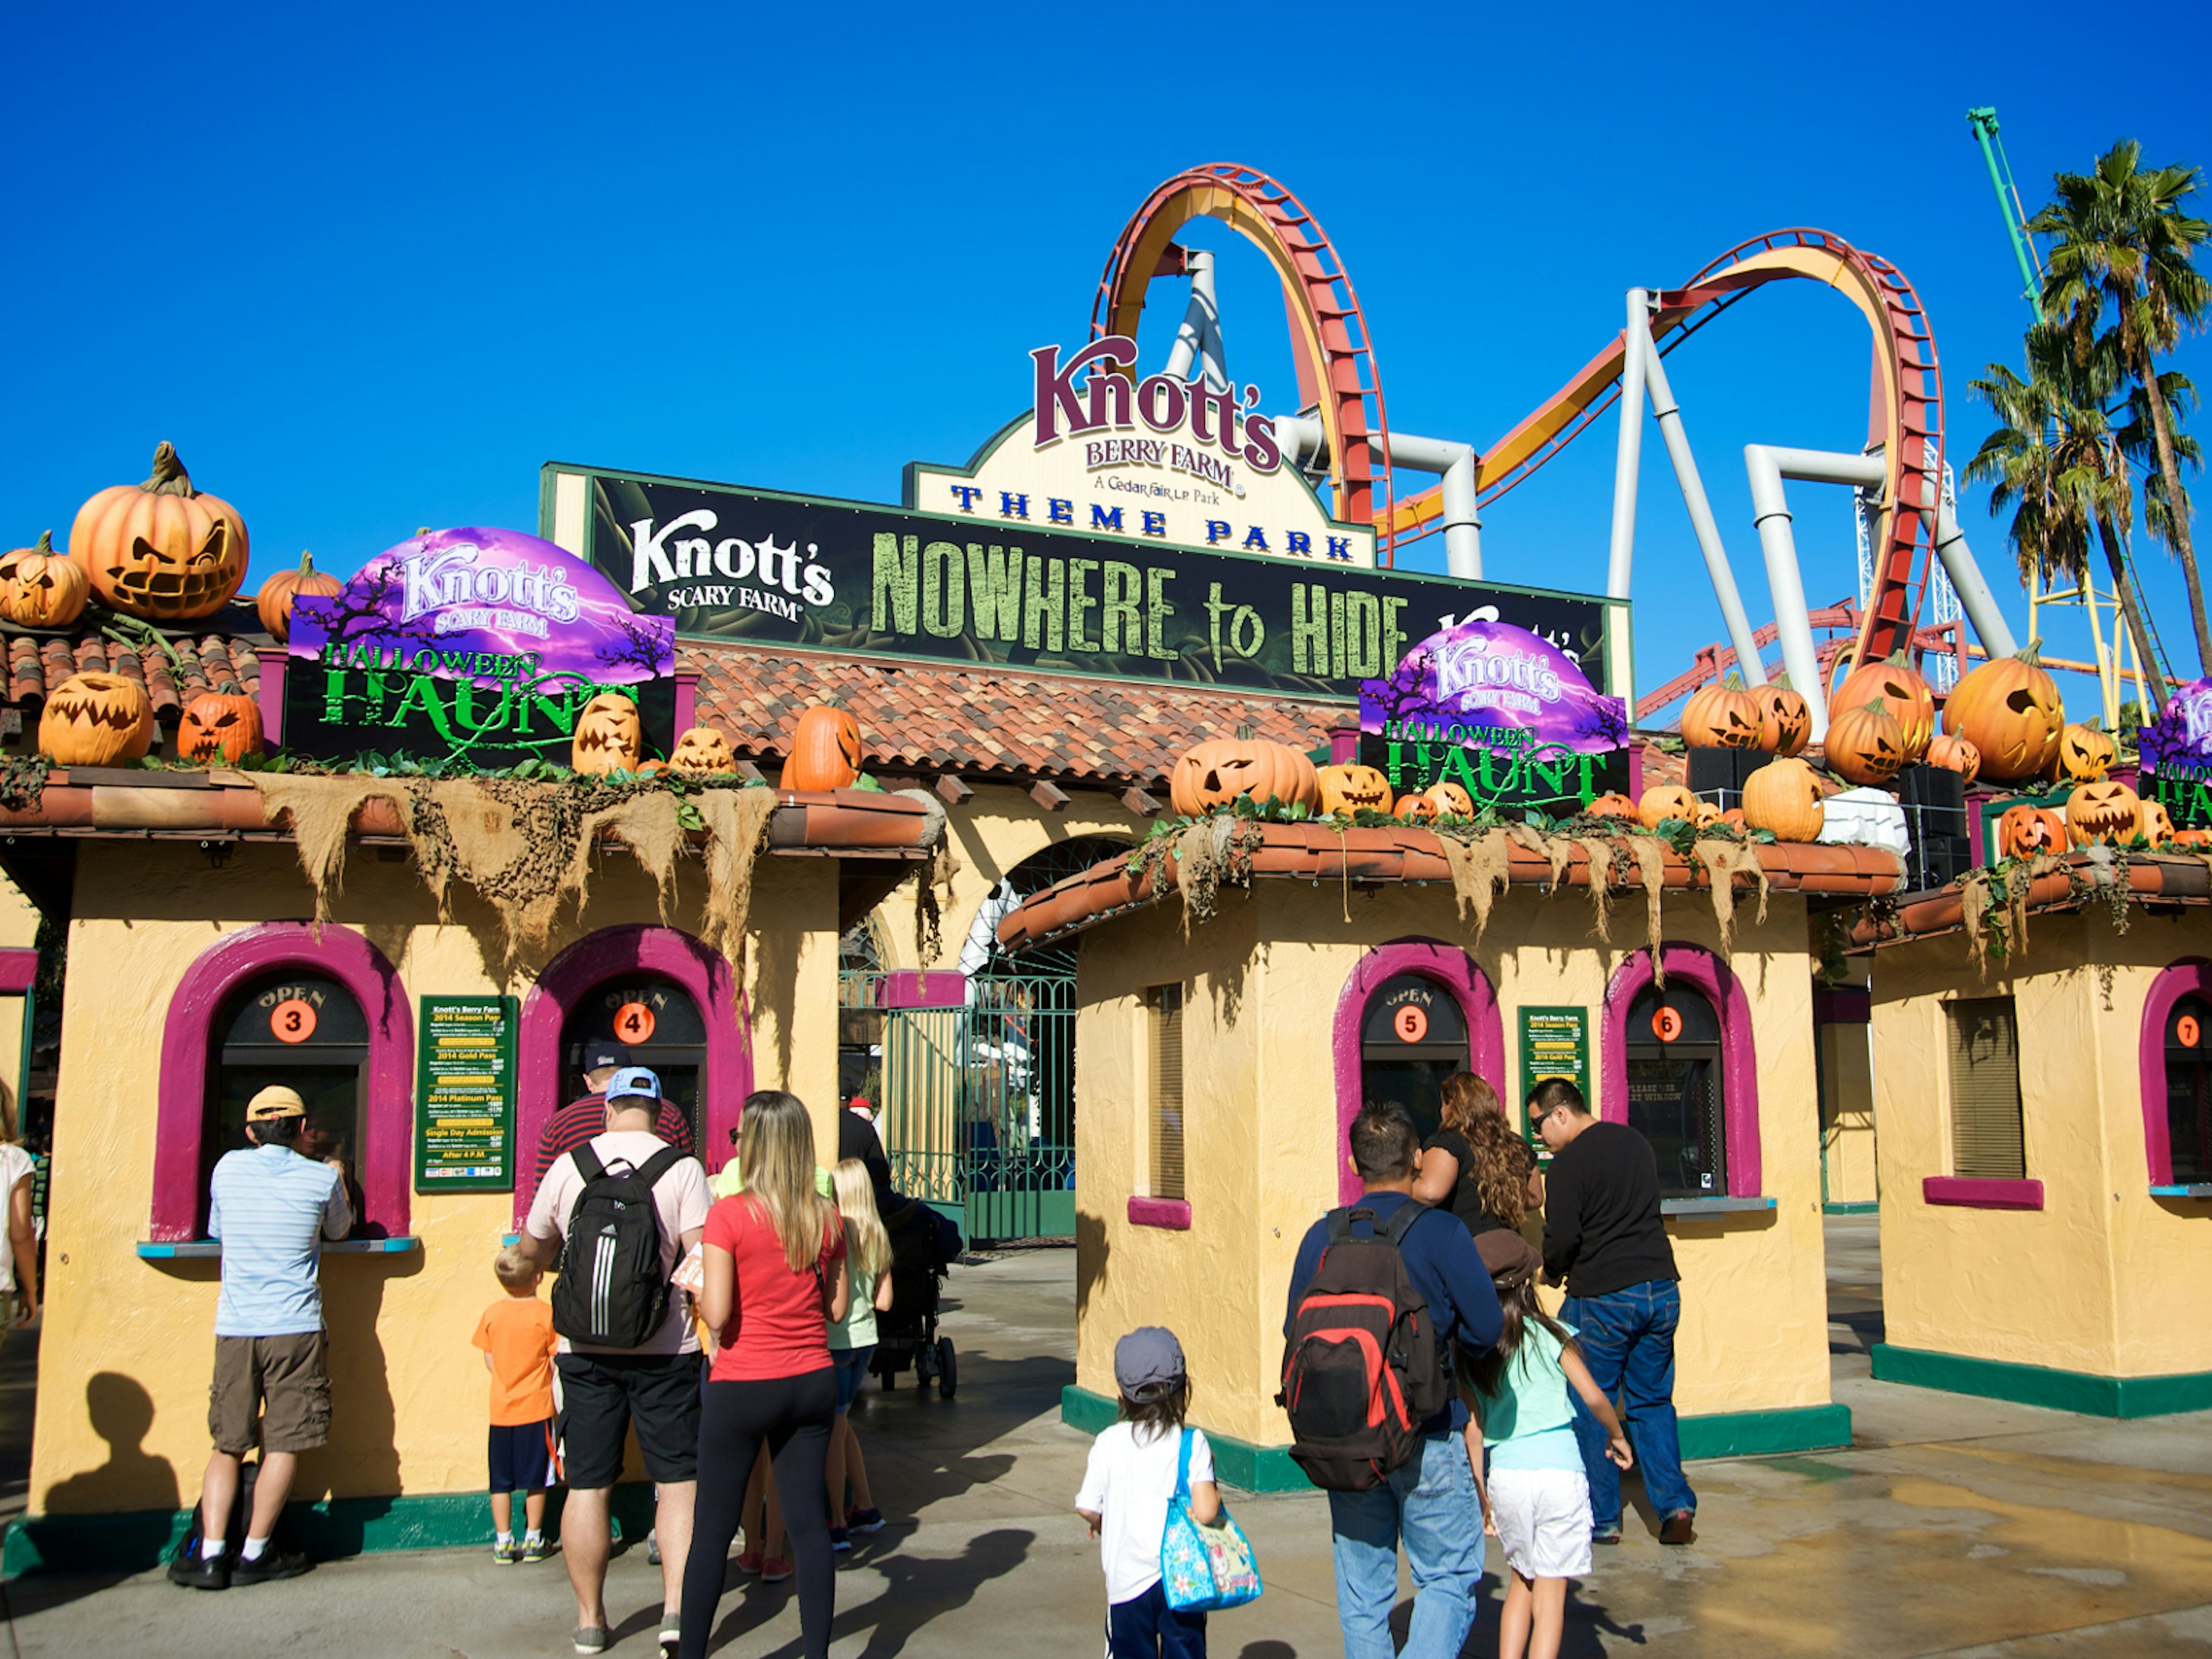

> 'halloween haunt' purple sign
[283,528,676,768]
[2139,677,2212,829]
[1359,619,1630,813]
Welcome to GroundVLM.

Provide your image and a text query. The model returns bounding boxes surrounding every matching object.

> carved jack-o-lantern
[1997,804,2067,859]
[1741,756,1825,842]
[1823,700,1906,787]
[1943,648,2067,782]
[2059,724,2118,782]
[571,692,643,775]
[1926,733,1982,784]
[2067,779,2142,846]
[1833,655,1936,762]
[1692,800,1722,828]
[68,443,250,622]
[1638,783,1700,828]
[1168,738,1320,816]
[1316,763,1393,816]
[0,532,90,628]
[179,681,263,764]
[1585,793,1640,819]
[1752,682,1812,756]
[1393,791,1439,823]
[668,725,737,777]
[2140,799,2175,848]
[1680,683,1763,750]
[1424,781,1475,820]
[38,671,153,766]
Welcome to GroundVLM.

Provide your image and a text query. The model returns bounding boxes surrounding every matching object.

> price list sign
[1519,1005,1590,1145]
[414,995,518,1191]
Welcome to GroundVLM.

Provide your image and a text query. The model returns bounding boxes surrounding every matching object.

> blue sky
[5,1,2209,725]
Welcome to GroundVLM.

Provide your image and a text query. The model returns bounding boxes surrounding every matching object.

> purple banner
[1360,618,1627,753]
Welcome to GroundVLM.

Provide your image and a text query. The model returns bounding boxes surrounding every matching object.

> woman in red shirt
[679,1091,850,1659]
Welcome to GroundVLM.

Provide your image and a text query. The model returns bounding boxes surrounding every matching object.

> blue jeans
[1326,1431,1484,1659]
[1560,1279,1696,1531]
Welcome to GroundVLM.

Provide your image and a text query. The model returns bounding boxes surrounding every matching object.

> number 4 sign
[615,1002,657,1043]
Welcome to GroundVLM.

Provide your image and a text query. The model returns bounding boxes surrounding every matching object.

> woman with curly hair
[1414,1073,1544,1239]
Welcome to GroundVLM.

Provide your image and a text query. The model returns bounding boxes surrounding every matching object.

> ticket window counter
[560,977,709,1154]
[1625,983,1727,1200]
[1359,972,1470,1144]
[206,971,368,1233]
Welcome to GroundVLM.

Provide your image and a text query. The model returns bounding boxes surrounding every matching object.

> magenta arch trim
[153,923,415,1243]
[1601,944,1763,1197]
[514,925,752,1223]
[1331,938,1506,1206]
[2137,957,2212,1187]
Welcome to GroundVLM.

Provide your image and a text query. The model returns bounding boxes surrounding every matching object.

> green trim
[1059,1388,1850,1487]
[1823,1201,1879,1215]
[3,1483,657,1580]
[1872,1343,2212,1418]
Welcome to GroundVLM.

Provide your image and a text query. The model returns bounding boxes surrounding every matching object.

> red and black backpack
[1277,1202,1450,1490]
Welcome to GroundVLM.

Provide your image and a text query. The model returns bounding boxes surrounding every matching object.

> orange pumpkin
[2173,827,2212,850]
[2066,779,2141,846]
[571,692,642,775]
[1638,783,1700,828]
[1692,800,1722,828]
[178,680,263,764]
[1741,756,1825,842]
[668,726,738,777]
[1824,700,1907,788]
[1833,654,1936,762]
[0,531,90,628]
[1752,681,1812,756]
[1997,803,2068,859]
[1926,733,1982,783]
[69,443,249,622]
[1680,683,1763,749]
[2139,799,2175,848]
[1586,793,1640,819]
[1942,647,2066,782]
[1424,781,1475,820]
[1720,807,1748,831]
[1393,791,1439,823]
[38,671,153,766]
[1168,738,1320,816]
[1316,763,1395,816]
[786,704,866,791]
[255,550,344,643]
[2058,723,2118,783]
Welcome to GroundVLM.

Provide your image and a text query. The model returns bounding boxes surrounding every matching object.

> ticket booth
[207,970,369,1232]
[1623,983,1727,1200]
[559,976,709,1151]
[1358,972,1469,1142]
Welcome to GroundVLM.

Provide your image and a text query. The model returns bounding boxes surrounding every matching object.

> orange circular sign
[1652,1006,1683,1043]
[613,1001,657,1043]
[270,999,317,1044]
[2181,1014,2202,1049]
[1393,1005,1429,1043]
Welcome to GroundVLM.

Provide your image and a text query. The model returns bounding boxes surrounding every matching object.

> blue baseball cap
[604,1066,661,1105]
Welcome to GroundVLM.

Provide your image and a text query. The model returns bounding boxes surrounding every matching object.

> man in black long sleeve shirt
[1531,1078,1697,1546]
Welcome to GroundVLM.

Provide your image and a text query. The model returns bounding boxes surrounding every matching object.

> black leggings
[680,1369,838,1659]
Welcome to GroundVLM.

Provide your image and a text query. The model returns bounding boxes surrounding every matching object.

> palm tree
[2118,367,2200,560]
[2032,140,2211,672]
[1965,328,2172,710]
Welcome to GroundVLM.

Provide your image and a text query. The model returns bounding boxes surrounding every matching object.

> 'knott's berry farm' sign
[546,463,1623,704]
[284,527,676,768]
[1360,617,1631,814]
[2139,677,2212,829]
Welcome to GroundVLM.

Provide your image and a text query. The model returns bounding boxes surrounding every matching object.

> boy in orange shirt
[474,1245,560,1563]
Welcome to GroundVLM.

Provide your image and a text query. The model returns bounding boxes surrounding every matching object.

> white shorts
[1488,1466,1593,1580]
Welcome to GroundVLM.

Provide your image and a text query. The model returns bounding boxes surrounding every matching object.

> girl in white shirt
[1074,1327,1219,1658]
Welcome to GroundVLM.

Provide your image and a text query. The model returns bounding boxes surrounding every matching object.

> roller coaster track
[1090,164,1396,547]
[1382,229,1947,671]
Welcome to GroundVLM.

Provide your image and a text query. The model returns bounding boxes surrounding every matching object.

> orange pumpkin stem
[141,442,195,498]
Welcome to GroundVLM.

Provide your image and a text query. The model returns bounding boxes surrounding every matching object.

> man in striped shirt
[532,1041,694,1194]
[168,1085,352,1591]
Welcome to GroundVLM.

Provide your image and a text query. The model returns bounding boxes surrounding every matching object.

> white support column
[1930,488,2020,660]
[1162,249,1229,391]
[1605,290,1649,718]
[1744,445,1887,741]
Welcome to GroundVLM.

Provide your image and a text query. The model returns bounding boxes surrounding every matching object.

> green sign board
[1519,1005,1590,1122]
[414,995,518,1191]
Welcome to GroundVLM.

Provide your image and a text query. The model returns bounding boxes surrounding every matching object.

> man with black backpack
[1282,1101,1502,1659]
[521,1067,710,1658]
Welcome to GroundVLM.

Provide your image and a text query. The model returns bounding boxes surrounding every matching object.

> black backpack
[551,1144,685,1349]
[1277,1202,1451,1491]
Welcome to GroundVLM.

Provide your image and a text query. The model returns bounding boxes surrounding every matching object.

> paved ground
[6,1221,2212,1656]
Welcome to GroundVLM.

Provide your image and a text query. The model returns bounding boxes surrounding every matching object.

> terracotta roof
[997,823,1906,955]
[0,620,261,727]
[680,640,1346,787]
[1851,849,2212,951]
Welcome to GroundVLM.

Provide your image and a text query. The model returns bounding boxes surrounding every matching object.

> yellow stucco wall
[31,840,840,1517]
[0,867,41,1134]
[1072,879,1834,1449]
[1870,909,2212,1380]
[1819,1021,1878,1205]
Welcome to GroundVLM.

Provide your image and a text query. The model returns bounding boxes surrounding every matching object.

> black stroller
[868,1198,962,1399]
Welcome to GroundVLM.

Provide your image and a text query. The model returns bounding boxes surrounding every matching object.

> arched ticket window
[1623,982,1727,1200]
[2141,959,2212,1190]
[206,972,370,1226]
[559,975,709,1153]
[1358,972,1471,1145]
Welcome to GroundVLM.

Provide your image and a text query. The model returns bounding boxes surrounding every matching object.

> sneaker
[846,1506,884,1533]
[735,1551,763,1574]
[658,1613,682,1657]
[230,1548,313,1585]
[166,1551,230,1591]
[520,1537,556,1563]
[646,1527,661,1566]
[1591,1526,1623,1547]
[573,1627,609,1655]
[1660,1509,1696,1546]
[830,1526,851,1553]
[760,1555,792,1583]
[493,1539,522,1565]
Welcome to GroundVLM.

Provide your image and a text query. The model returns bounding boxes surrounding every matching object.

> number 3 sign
[270,999,318,1044]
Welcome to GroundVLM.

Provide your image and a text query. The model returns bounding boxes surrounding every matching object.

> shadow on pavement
[700,1526,1035,1659]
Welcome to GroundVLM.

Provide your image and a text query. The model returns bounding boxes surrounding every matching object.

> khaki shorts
[209,1332,331,1456]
